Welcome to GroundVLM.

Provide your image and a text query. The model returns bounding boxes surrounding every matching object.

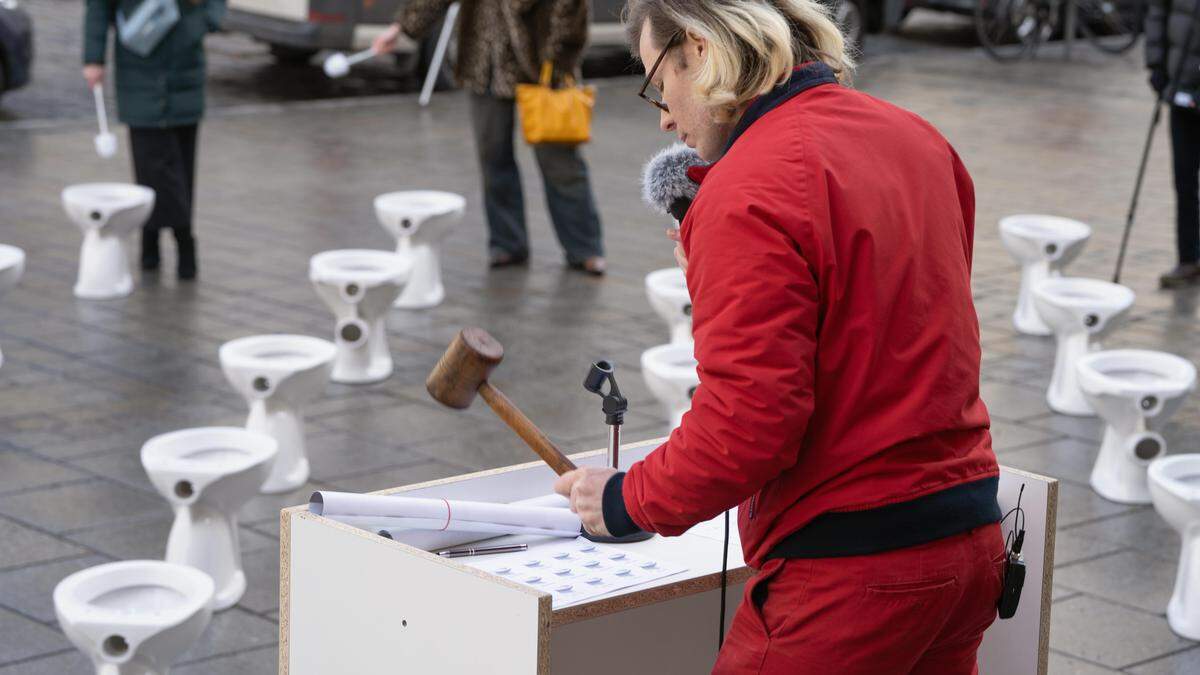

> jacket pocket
[866,575,957,595]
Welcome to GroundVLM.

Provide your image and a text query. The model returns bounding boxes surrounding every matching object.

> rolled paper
[310,491,579,538]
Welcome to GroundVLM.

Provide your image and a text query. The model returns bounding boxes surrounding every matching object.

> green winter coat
[83,0,223,128]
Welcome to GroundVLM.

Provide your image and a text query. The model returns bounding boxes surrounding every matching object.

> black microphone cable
[719,509,730,647]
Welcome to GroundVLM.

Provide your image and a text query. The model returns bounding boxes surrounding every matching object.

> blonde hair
[624,0,855,120]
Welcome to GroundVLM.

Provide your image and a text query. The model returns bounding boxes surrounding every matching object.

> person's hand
[83,64,105,90]
[667,227,688,271]
[1150,67,1169,97]
[372,23,403,55]
[554,466,617,537]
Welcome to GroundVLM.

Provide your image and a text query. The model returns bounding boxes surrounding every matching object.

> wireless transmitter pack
[997,484,1028,620]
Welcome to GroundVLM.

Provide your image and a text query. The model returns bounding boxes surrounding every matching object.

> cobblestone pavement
[2,16,1200,675]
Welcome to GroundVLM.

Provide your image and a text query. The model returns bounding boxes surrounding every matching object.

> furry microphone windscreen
[641,143,705,222]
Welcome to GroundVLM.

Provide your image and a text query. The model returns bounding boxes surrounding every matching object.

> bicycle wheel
[976,0,1045,61]
[1076,0,1143,54]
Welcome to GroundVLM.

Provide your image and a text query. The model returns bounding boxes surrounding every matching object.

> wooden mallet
[426,328,578,476]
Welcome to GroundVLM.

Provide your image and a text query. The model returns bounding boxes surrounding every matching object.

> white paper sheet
[685,508,739,542]
[462,537,688,608]
[310,492,579,546]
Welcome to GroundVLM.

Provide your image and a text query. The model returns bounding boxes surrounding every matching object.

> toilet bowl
[645,268,693,346]
[310,249,412,384]
[999,215,1092,336]
[1149,455,1200,640]
[218,335,336,494]
[641,343,700,430]
[141,427,279,610]
[374,190,466,309]
[0,244,25,369]
[1077,350,1196,504]
[1031,277,1135,416]
[53,560,214,675]
[62,183,155,299]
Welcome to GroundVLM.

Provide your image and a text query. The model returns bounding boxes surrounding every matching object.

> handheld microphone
[641,143,705,223]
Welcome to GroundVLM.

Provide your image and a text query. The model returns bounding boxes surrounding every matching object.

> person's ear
[684,30,706,65]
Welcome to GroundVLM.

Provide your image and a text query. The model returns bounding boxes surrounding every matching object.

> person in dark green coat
[82,0,224,279]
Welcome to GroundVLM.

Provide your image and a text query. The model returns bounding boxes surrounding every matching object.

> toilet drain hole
[103,635,129,658]
[90,210,102,221]
[1083,314,1099,328]
[340,323,364,343]
[1141,395,1158,411]
[683,304,693,317]
[1044,243,1058,255]
[345,283,360,297]
[401,218,413,230]
[1135,438,1163,461]
[252,376,271,392]
[175,480,194,499]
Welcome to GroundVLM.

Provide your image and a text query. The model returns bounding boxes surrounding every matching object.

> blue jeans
[469,93,604,263]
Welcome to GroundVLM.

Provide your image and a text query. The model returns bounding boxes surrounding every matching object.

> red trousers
[713,523,1006,675]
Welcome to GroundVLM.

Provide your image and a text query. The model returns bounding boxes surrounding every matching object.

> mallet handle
[478,382,577,475]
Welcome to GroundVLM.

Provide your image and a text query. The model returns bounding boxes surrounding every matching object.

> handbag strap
[539,61,554,87]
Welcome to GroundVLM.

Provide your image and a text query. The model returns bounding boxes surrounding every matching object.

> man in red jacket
[555,1,1006,673]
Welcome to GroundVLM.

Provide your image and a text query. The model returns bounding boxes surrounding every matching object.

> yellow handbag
[515,61,596,145]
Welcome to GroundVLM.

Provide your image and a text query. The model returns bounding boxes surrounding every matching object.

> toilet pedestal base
[166,504,246,610]
[393,243,444,309]
[92,657,167,675]
[1090,428,1161,505]
[1168,533,1200,640]
[75,231,134,300]
[1014,263,1053,336]
[248,404,311,494]
[1047,331,1096,416]
[332,321,393,384]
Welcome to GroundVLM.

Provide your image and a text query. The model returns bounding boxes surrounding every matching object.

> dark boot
[176,233,197,281]
[141,228,160,271]
[1159,263,1200,289]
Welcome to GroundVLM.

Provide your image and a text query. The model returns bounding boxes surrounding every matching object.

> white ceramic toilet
[62,183,155,299]
[374,190,466,309]
[309,249,412,384]
[141,427,279,610]
[0,244,26,369]
[1077,350,1196,504]
[641,343,700,430]
[54,560,214,675]
[1149,455,1200,640]
[999,215,1092,336]
[218,335,336,494]
[1031,277,1135,416]
[645,268,693,346]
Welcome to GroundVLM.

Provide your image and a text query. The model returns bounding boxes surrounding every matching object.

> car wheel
[269,44,319,65]
[835,0,867,51]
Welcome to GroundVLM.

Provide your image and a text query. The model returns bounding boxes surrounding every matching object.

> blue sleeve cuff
[601,472,644,538]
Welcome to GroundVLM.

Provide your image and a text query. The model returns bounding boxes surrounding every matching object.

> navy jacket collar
[722,62,839,155]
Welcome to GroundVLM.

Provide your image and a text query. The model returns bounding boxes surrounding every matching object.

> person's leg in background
[129,125,195,280]
[469,94,530,266]
[531,142,605,274]
[1164,106,1200,288]
[174,124,199,280]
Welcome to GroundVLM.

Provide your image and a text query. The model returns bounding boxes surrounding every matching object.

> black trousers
[1170,106,1200,265]
[129,124,198,261]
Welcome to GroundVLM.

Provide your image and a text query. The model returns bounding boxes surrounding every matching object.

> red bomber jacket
[614,63,1000,569]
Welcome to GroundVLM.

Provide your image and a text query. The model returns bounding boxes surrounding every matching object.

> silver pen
[437,544,528,558]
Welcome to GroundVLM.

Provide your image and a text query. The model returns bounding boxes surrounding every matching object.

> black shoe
[177,235,197,281]
[567,256,607,277]
[141,233,160,271]
[1159,263,1200,289]
[489,250,529,268]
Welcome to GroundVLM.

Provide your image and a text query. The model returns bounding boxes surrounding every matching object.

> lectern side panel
[550,584,745,674]
[288,514,548,675]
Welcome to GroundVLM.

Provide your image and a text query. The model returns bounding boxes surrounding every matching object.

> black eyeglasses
[637,31,683,113]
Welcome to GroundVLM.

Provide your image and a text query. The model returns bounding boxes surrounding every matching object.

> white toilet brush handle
[346,48,376,67]
[93,85,110,136]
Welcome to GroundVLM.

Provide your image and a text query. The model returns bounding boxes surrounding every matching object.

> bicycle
[975,0,1144,61]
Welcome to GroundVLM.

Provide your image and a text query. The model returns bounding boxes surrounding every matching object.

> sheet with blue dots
[463,537,689,608]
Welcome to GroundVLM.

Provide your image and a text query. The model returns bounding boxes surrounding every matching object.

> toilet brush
[323,48,377,79]
[92,85,117,159]
[583,360,653,544]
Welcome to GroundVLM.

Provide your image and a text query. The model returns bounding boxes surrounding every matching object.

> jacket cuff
[602,472,644,538]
